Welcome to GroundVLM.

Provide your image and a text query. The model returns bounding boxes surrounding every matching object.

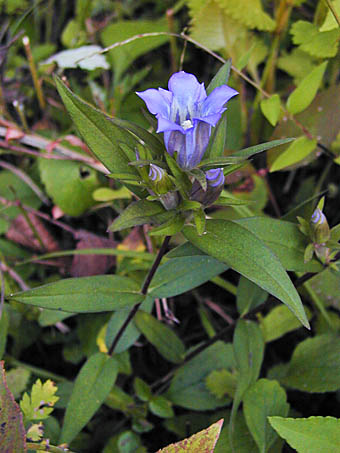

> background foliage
[0,0,340,452]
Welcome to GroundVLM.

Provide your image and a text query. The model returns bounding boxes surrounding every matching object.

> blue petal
[194,111,225,127]
[136,88,171,118]
[177,121,211,170]
[168,71,205,112]
[206,168,224,187]
[164,130,186,157]
[201,85,238,117]
[156,115,184,134]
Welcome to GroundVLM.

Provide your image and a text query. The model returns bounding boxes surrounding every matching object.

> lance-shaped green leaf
[270,136,317,172]
[269,416,340,453]
[243,379,289,453]
[157,419,224,453]
[108,200,175,232]
[149,213,185,236]
[230,320,264,448]
[183,219,310,328]
[134,311,185,364]
[232,138,294,159]
[287,61,328,115]
[60,352,118,444]
[281,334,340,392]
[54,76,145,197]
[149,255,228,298]
[8,275,144,313]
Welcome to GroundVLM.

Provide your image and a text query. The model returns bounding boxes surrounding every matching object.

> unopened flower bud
[148,164,174,195]
[206,168,225,187]
[310,208,330,244]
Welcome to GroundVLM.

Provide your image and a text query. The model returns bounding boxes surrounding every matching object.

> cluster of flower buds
[136,71,238,210]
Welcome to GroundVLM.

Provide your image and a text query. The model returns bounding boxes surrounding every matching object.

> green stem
[4,356,68,382]
[211,276,237,296]
[26,442,77,453]
[324,0,340,27]
[108,236,171,356]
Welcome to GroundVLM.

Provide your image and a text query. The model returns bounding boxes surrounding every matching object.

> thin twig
[108,236,171,356]
[0,159,49,204]
[0,261,30,291]
[324,0,340,27]
[0,263,5,319]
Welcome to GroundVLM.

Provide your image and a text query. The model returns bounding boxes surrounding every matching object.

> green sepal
[165,153,191,199]
[128,159,166,168]
[304,243,315,263]
[188,168,207,191]
[297,216,311,237]
[194,208,206,236]
[149,213,185,236]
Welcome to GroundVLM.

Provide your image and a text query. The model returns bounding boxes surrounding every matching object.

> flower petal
[168,71,204,112]
[194,111,226,127]
[201,85,238,117]
[177,121,211,170]
[136,88,171,118]
[164,130,186,157]
[156,115,184,133]
[206,168,225,187]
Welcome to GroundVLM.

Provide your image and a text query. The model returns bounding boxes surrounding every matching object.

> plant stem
[108,235,171,356]
[324,0,340,27]
[26,442,76,453]
[4,356,67,381]
[210,276,237,296]
[22,36,46,111]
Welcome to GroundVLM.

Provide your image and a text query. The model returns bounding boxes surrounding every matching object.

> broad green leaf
[0,362,26,453]
[166,342,234,410]
[54,76,145,198]
[235,217,323,272]
[149,396,174,418]
[9,275,144,313]
[101,18,169,81]
[134,311,185,364]
[214,411,258,453]
[260,305,312,343]
[39,159,100,216]
[157,419,223,453]
[232,320,264,401]
[183,219,309,327]
[205,369,237,399]
[148,255,228,298]
[243,379,289,453]
[232,138,294,159]
[20,379,58,421]
[270,137,317,172]
[134,378,152,402]
[236,276,267,316]
[108,200,174,232]
[218,0,275,31]
[269,416,340,453]
[290,20,340,58]
[260,94,281,126]
[149,214,185,236]
[46,45,109,70]
[6,368,31,400]
[281,334,340,392]
[230,320,265,447]
[286,61,328,114]
[309,267,340,309]
[60,352,118,444]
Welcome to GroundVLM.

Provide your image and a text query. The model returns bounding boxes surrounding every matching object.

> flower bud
[190,168,224,206]
[148,164,174,195]
[310,208,330,244]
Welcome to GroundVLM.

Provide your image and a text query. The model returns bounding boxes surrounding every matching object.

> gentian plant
[4,55,339,452]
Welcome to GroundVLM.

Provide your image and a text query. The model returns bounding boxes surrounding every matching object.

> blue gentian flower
[136,71,238,170]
